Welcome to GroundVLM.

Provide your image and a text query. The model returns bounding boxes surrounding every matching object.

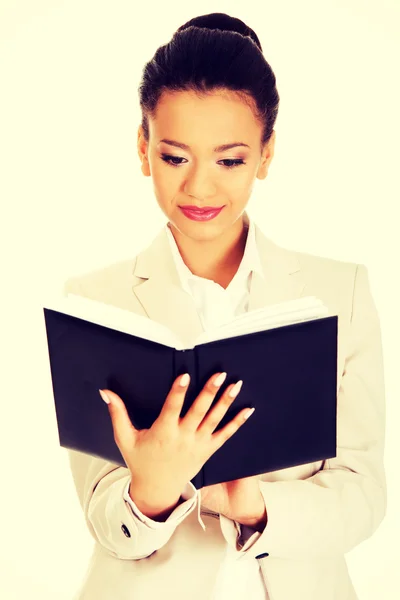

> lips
[179,205,225,222]
[180,206,224,212]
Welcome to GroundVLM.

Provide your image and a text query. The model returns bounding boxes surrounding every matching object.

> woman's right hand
[99,372,252,513]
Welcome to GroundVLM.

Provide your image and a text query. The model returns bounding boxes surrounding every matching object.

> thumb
[99,389,137,449]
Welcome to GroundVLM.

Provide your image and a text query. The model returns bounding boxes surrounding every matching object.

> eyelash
[160,154,246,169]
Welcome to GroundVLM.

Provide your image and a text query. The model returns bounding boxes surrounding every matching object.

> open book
[43,294,338,487]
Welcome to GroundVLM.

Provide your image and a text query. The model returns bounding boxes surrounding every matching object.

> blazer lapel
[132,223,307,346]
[247,226,307,311]
[132,228,204,346]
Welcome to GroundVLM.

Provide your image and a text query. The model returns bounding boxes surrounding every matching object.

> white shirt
[122,211,268,599]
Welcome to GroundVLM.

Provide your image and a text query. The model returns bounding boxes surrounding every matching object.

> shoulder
[63,228,167,300]
[260,234,366,320]
[292,246,358,287]
[260,231,359,286]
[278,243,379,339]
[62,255,143,307]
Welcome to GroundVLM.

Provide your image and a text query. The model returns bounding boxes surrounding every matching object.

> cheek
[224,172,254,199]
[151,163,180,202]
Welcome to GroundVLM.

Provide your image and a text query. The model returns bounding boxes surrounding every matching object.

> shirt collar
[165,210,264,293]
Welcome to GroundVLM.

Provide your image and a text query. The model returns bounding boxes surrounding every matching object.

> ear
[256,130,276,180]
[137,125,151,177]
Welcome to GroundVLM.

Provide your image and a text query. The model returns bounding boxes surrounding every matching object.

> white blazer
[64,221,387,600]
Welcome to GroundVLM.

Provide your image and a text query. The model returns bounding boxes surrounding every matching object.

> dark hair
[138,12,280,154]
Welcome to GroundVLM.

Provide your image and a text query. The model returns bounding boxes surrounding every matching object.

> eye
[220,159,245,169]
[160,154,184,167]
[160,154,245,169]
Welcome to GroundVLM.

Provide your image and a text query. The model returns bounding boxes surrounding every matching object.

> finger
[157,373,190,426]
[208,387,254,451]
[197,380,243,436]
[100,389,137,448]
[211,406,254,452]
[180,372,227,432]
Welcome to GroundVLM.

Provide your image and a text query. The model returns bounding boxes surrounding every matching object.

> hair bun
[176,12,262,52]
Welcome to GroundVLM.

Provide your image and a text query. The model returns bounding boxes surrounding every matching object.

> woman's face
[137,89,275,242]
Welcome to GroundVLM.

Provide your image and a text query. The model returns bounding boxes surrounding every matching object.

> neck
[169,217,248,289]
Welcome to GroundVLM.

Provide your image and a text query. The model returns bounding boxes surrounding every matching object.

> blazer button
[256,552,269,559]
[121,524,131,538]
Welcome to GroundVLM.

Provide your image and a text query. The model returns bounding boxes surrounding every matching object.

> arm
[126,481,186,521]
[67,449,198,560]
[63,276,199,560]
[219,264,387,559]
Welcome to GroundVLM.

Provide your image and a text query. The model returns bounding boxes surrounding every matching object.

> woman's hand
[200,475,267,531]
[99,372,254,516]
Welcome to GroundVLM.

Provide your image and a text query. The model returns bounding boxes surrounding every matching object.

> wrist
[129,483,182,521]
[239,505,268,532]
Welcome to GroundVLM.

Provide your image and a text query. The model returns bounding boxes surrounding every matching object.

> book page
[43,293,333,351]
[194,303,332,346]
[43,293,181,348]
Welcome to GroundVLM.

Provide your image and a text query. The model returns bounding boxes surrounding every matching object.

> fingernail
[229,380,243,398]
[99,389,110,404]
[179,373,190,387]
[244,407,255,420]
[214,372,227,387]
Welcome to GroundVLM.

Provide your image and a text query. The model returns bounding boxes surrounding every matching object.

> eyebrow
[158,138,250,152]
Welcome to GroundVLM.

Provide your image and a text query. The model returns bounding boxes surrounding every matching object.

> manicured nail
[229,380,243,398]
[179,373,190,387]
[243,407,255,420]
[214,372,227,387]
[99,389,110,404]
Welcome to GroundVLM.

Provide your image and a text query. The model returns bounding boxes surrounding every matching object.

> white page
[196,304,331,346]
[43,293,333,350]
[44,293,180,348]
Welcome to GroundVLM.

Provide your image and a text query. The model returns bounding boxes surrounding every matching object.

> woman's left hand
[199,475,267,530]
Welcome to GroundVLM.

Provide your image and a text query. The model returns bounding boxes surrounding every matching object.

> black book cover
[43,308,337,488]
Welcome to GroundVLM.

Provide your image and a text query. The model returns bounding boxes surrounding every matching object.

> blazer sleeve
[219,263,387,560]
[63,277,199,560]
[67,448,199,560]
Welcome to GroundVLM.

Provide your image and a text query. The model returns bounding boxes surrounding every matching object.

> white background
[0,1,399,598]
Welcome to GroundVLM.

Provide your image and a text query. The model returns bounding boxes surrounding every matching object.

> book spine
[172,347,197,392]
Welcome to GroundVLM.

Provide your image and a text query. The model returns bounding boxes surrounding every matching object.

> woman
[65,12,387,600]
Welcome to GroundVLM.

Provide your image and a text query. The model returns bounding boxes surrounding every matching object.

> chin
[175,221,225,241]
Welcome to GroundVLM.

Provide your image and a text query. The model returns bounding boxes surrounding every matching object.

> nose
[183,164,217,199]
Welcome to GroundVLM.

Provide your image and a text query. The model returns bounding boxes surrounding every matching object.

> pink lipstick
[179,205,225,221]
